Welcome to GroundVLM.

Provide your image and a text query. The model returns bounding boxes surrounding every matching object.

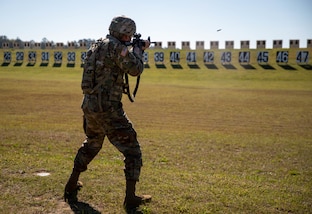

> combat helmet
[109,16,136,39]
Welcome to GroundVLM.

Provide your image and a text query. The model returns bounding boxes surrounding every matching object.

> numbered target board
[170,52,180,63]
[296,51,309,64]
[239,52,250,63]
[154,52,164,63]
[143,52,148,63]
[16,52,24,61]
[28,51,36,63]
[54,52,62,63]
[67,52,75,63]
[4,52,11,62]
[186,52,196,63]
[257,51,269,64]
[221,52,231,64]
[41,52,49,62]
[276,51,288,63]
[81,52,87,61]
[203,52,214,63]
[80,52,87,66]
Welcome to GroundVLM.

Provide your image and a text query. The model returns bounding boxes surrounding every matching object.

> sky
[1,0,311,49]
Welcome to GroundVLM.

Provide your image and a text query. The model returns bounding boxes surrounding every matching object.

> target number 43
[221,52,231,63]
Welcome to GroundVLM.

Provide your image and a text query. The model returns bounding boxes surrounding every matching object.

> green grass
[0,52,312,213]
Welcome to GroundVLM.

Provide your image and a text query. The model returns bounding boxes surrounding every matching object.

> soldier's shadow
[69,201,101,214]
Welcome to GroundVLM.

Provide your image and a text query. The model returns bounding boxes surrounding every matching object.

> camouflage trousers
[73,94,142,181]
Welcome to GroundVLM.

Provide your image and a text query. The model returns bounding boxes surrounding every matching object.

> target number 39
[154,52,164,63]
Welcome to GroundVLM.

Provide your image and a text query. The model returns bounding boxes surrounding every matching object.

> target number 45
[257,51,269,63]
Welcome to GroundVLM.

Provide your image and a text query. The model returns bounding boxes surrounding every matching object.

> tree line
[0,35,95,48]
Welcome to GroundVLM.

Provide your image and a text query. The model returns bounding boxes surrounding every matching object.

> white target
[170,51,180,63]
[203,52,214,63]
[186,52,196,63]
[16,52,24,61]
[143,52,148,63]
[239,52,250,63]
[28,51,36,62]
[67,52,75,62]
[221,52,231,63]
[257,51,269,63]
[296,51,309,64]
[154,52,164,63]
[54,52,62,62]
[4,52,11,62]
[276,51,288,63]
[41,52,49,61]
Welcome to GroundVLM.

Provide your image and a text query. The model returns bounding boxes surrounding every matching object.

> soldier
[64,15,151,213]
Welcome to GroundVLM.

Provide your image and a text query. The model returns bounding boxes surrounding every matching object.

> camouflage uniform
[65,17,151,212]
[74,34,144,181]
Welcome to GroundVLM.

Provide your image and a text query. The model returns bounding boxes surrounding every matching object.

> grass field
[0,49,312,213]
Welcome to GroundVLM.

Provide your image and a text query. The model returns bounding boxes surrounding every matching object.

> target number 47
[296,51,309,64]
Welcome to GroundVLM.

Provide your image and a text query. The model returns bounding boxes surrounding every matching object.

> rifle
[124,33,156,102]
[125,33,157,47]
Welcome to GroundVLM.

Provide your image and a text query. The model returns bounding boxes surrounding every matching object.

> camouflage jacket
[81,35,144,102]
